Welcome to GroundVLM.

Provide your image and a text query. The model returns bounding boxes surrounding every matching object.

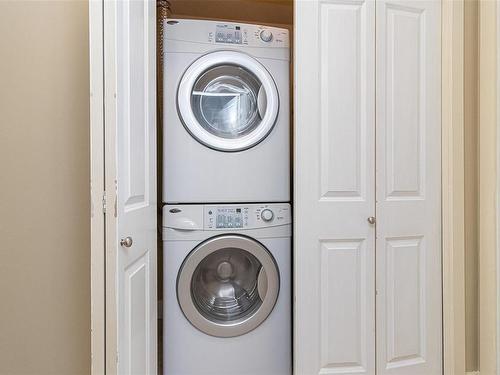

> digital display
[216,208,243,228]
[215,24,242,44]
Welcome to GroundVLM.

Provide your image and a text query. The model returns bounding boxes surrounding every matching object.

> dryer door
[177,51,279,152]
[177,234,280,337]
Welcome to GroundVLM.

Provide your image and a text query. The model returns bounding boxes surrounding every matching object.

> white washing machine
[162,203,291,375]
[163,19,290,203]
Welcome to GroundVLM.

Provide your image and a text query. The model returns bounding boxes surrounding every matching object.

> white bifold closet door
[294,0,442,374]
[375,1,442,374]
[106,0,157,373]
[294,0,376,373]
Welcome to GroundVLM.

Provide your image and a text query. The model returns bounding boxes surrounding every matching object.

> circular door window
[177,235,280,337]
[177,51,280,152]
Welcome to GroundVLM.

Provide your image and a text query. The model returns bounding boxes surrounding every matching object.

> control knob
[260,29,273,42]
[261,209,274,222]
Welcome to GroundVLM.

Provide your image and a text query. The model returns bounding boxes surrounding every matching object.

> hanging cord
[157,0,170,113]
[157,0,171,59]
[157,0,170,111]
[157,0,171,64]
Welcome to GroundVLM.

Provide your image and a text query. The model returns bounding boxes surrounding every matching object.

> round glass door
[191,65,262,139]
[177,235,280,337]
[177,51,280,152]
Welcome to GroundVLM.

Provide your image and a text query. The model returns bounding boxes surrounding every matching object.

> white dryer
[163,19,290,203]
[162,203,291,375]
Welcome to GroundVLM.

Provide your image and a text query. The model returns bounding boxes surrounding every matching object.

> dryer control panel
[214,24,243,44]
[210,23,289,48]
[204,203,291,230]
[164,18,289,49]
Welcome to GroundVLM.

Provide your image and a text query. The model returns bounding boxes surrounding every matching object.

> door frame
[89,0,467,373]
[89,0,105,374]
[441,0,467,373]
[89,0,119,373]
[478,0,499,373]
[103,0,119,372]
[497,1,500,370]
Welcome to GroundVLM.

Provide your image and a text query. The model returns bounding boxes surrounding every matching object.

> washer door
[177,51,279,152]
[177,235,280,337]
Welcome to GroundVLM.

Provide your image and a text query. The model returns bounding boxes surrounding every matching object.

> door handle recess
[257,267,268,301]
[120,236,133,248]
[257,85,267,119]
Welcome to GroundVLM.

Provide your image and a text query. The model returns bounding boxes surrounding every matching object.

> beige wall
[479,0,498,373]
[0,2,90,374]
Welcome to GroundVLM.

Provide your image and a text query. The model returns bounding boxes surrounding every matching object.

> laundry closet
[157,1,294,374]
[91,0,444,374]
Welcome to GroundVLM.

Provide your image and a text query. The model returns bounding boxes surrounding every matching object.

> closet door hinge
[102,193,107,214]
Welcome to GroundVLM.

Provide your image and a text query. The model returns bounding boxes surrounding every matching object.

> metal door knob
[367,217,376,225]
[120,236,133,248]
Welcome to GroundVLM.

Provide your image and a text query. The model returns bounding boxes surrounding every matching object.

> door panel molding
[384,236,426,368]
[319,239,370,373]
[319,0,369,202]
[384,2,426,200]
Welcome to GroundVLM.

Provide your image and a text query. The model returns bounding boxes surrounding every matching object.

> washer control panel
[205,203,291,230]
[211,207,247,229]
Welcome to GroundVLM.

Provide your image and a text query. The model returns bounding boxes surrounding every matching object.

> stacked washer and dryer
[162,19,291,375]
